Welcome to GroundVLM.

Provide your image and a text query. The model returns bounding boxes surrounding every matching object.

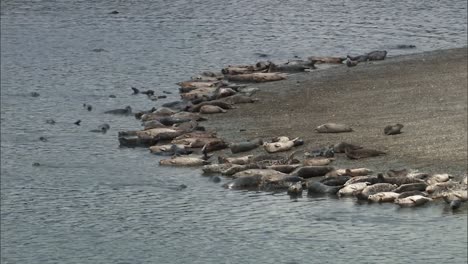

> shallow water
[1,0,467,263]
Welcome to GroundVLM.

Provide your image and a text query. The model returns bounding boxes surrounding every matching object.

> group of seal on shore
[113,49,467,211]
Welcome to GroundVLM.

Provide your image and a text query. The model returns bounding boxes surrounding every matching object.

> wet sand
[204,48,468,178]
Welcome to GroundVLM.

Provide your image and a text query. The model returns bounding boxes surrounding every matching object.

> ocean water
[1,0,467,263]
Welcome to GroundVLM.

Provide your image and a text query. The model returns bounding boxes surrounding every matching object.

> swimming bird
[74,120,81,126]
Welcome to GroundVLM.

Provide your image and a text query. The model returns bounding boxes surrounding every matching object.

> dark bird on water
[131,87,140,95]
[74,120,81,126]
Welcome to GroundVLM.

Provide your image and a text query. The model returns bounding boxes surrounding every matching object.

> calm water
[1,0,467,263]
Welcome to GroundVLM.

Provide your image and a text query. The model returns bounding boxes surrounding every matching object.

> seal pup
[384,124,404,135]
[104,106,132,115]
[315,123,352,133]
[344,146,386,159]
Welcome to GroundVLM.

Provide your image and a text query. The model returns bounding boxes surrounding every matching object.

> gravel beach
[204,48,468,179]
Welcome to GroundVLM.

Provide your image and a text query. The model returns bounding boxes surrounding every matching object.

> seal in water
[307,181,342,195]
[45,119,56,125]
[104,106,132,115]
[384,124,404,135]
[287,182,303,196]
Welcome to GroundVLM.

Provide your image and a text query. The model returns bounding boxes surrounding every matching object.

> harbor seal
[315,123,352,133]
[368,192,400,203]
[333,142,362,153]
[394,195,432,207]
[229,139,263,153]
[291,166,334,179]
[344,146,386,159]
[104,106,132,115]
[199,105,227,114]
[287,182,303,196]
[356,183,398,200]
[384,124,404,135]
[338,182,370,197]
[307,181,342,195]
[159,156,210,166]
[263,137,304,153]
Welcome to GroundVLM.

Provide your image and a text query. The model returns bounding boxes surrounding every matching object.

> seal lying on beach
[344,146,386,159]
[368,192,400,203]
[333,142,362,153]
[315,123,353,133]
[199,105,227,114]
[263,137,304,153]
[355,183,398,200]
[384,124,404,135]
[229,139,263,153]
[159,155,211,166]
[338,182,370,197]
[394,195,432,207]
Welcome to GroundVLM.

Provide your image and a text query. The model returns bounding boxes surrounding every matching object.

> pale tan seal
[199,105,227,114]
[315,123,353,133]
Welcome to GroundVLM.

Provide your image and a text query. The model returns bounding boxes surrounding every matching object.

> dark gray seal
[223,175,262,190]
[292,166,334,179]
[307,181,342,195]
[333,142,362,153]
[344,146,386,159]
[104,106,132,115]
[230,139,263,154]
[320,176,351,186]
